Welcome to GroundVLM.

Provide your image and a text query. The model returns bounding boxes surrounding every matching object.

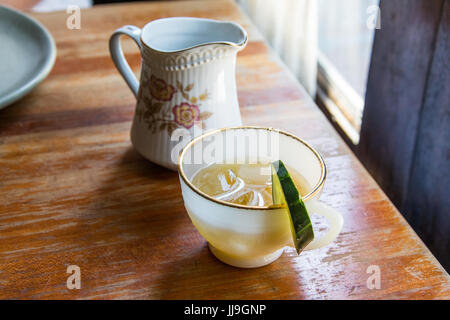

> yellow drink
[192,163,310,206]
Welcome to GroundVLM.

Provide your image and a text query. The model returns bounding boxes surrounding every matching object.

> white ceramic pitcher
[109,17,247,170]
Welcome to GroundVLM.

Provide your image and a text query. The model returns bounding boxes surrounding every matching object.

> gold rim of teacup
[178,126,327,211]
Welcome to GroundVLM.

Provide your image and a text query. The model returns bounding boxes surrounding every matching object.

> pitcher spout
[203,20,248,51]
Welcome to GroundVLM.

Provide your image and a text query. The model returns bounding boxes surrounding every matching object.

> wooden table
[0,0,449,300]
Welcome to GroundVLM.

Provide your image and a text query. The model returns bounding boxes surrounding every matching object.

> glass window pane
[318,0,379,98]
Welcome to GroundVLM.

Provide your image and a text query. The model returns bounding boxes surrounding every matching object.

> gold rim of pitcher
[140,36,248,55]
[178,126,327,211]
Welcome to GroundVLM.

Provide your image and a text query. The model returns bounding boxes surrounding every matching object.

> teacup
[178,126,343,268]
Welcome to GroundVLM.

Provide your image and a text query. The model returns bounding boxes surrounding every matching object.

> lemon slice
[271,160,314,254]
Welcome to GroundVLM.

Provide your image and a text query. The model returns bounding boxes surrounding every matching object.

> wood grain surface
[0,0,448,299]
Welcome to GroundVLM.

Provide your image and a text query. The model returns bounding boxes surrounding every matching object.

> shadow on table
[150,244,308,299]
[69,146,186,265]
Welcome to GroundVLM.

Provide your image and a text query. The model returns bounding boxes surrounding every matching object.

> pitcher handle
[304,201,344,250]
[109,25,142,97]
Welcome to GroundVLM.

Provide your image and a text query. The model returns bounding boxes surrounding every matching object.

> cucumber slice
[271,160,314,254]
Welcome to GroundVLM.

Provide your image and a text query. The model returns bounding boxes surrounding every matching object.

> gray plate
[0,5,56,109]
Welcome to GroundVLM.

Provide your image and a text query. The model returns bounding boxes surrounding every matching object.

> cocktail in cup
[178,127,343,268]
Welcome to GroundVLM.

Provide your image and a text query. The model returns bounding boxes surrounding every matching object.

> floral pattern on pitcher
[137,73,212,135]
[149,75,176,101]
[172,102,199,129]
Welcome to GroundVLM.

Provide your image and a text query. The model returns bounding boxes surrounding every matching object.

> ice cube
[217,169,237,191]
[221,189,264,206]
